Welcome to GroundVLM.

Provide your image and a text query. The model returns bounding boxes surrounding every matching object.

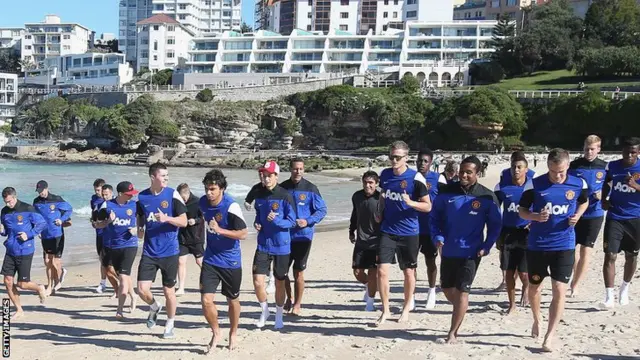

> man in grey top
[349,171,381,312]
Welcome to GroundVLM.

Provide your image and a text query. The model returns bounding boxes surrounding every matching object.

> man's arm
[272,194,297,230]
[28,210,47,240]
[57,197,73,222]
[429,195,445,245]
[349,194,357,236]
[518,182,541,221]
[165,192,188,228]
[570,179,590,223]
[306,188,327,226]
[602,163,614,202]
[482,196,503,254]
[405,174,431,213]
[216,202,248,240]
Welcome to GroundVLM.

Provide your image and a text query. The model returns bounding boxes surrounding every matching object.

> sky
[0,0,255,35]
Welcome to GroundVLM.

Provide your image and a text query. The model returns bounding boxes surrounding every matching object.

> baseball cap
[259,160,280,175]
[35,180,48,193]
[116,181,139,196]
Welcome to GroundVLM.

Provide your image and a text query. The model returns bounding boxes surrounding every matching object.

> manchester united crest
[299,193,307,201]
[160,200,169,209]
[426,182,432,191]
[49,204,55,211]
[126,209,133,216]
[215,212,223,222]
[16,215,23,222]
[633,173,640,181]
[565,190,575,200]
[400,180,407,189]
[471,200,481,209]
[271,202,279,211]
[596,171,604,180]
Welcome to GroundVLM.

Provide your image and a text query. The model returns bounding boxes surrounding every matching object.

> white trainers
[266,276,276,295]
[425,289,437,309]
[408,296,416,311]
[365,297,375,312]
[95,283,107,294]
[620,284,630,306]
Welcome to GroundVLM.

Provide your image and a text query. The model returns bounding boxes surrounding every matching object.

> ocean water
[0,160,359,266]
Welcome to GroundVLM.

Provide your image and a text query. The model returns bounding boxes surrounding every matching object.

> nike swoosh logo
[448,199,456,203]
[540,193,549,196]
[506,195,513,198]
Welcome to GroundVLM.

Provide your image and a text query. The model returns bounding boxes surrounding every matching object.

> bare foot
[505,306,517,316]
[283,299,292,312]
[375,312,389,327]
[115,312,124,319]
[37,285,47,304]
[542,336,554,352]
[206,330,222,354]
[398,309,410,323]
[445,333,457,344]
[290,305,301,316]
[531,322,540,338]
[568,287,577,298]
[110,292,117,299]
[44,285,52,297]
[11,311,24,320]
[520,295,529,307]
[228,332,238,351]
[130,294,137,313]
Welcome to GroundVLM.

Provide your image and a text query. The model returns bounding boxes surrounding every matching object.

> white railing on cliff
[17,70,359,95]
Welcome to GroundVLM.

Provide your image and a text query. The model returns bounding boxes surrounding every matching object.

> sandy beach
[4,163,640,360]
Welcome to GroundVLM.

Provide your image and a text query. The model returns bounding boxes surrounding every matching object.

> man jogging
[175,183,204,296]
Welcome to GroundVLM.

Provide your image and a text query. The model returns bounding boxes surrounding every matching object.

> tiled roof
[137,14,180,26]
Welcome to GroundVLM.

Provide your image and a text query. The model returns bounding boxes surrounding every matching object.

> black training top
[349,189,381,250]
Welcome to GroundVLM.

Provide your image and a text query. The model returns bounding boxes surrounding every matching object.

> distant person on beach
[416,148,447,309]
[1,186,47,318]
[33,180,73,295]
[567,135,607,298]
[430,156,501,344]
[518,148,589,352]
[349,170,381,312]
[91,178,110,293]
[198,169,248,352]
[280,158,327,315]
[96,184,119,298]
[175,183,204,297]
[376,141,431,326]
[251,160,296,329]
[494,152,531,314]
[94,181,140,317]
[442,161,459,184]
[600,137,640,308]
[135,163,188,339]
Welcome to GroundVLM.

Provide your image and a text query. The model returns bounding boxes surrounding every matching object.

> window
[179,4,187,9]
[153,25,159,30]
[406,10,417,18]
[308,12,312,18]
[154,40,158,50]
[179,14,186,20]
[167,37,175,45]
[153,55,158,61]
[142,38,149,45]
[308,0,312,5]
[63,35,71,40]
[384,0,388,5]
[167,51,175,58]
[341,12,349,19]
[307,25,312,31]
[141,50,148,58]
[394,0,398,4]
[383,12,388,18]
[407,0,416,4]
[167,25,175,32]
[25,45,32,50]
[63,45,70,50]
[339,25,348,31]
[205,0,210,5]
[340,0,349,4]
[507,0,516,5]
[393,11,397,18]
[383,25,388,31]
[25,35,32,39]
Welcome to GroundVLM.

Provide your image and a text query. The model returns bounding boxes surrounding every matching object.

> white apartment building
[0,28,24,51]
[21,15,93,67]
[0,73,18,125]
[136,14,195,73]
[266,0,453,35]
[118,0,241,67]
[23,53,134,87]
[180,20,497,86]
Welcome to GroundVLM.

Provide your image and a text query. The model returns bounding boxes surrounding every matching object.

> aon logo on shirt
[507,202,519,213]
[544,202,569,215]
[614,182,637,193]
[146,213,158,223]
[113,218,132,226]
[385,189,405,202]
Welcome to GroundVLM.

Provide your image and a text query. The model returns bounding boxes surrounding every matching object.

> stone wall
[66,92,128,107]
[0,145,56,155]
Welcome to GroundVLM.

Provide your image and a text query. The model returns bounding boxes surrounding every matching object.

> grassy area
[490,70,640,91]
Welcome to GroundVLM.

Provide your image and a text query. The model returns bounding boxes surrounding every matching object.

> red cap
[259,160,280,175]
[117,181,139,196]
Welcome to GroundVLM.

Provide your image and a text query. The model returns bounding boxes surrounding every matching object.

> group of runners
[0,135,638,353]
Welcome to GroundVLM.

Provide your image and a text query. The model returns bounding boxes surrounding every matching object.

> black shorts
[378,233,419,270]
[100,247,112,267]
[42,235,64,258]
[110,247,138,276]
[498,227,528,271]
[575,216,604,248]
[200,262,242,299]
[440,257,481,292]
[179,242,205,258]
[603,218,640,255]
[352,247,377,269]
[419,233,438,259]
[96,234,103,256]
[252,250,289,280]
[288,241,312,271]
[527,250,574,285]
[137,255,179,288]
[500,248,527,273]
[1,253,34,282]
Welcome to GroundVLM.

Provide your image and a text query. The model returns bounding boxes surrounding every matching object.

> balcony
[442,28,478,37]
[221,65,247,73]
[192,42,219,51]
[409,28,442,37]
[254,53,286,62]
[222,53,250,62]
[191,54,217,62]
[257,40,288,50]
[327,53,362,62]
[329,40,364,50]
[292,40,325,50]
[407,53,441,61]
[370,40,402,50]
[443,40,477,49]
[291,53,323,61]
[252,64,283,73]
[223,40,252,50]
[408,40,441,49]
[368,54,400,62]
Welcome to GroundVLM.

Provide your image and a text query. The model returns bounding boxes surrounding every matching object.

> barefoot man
[251,161,296,329]
[136,163,188,338]
[568,135,607,297]
[600,137,640,308]
[91,178,109,293]
[430,156,501,343]
[349,170,381,311]
[280,158,327,315]
[1,187,47,318]
[376,141,431,326]
[199,169,248,352]
[518,148,589,351]
[175,183,204,296]
[494,152,531,314]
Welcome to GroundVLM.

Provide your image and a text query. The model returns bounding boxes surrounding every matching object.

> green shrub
[196,88,214,102]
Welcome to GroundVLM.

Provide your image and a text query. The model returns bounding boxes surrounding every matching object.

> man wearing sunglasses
[376,141,431,326]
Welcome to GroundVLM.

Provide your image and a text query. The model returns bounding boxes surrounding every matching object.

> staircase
[128,154,150,165]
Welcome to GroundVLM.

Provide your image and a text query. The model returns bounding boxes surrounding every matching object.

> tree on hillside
[0,50,21,74]
[583,0,640,47]
[152,69,173,85]
[489,14,517,77]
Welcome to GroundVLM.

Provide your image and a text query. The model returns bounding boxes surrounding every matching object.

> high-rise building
[0,73,18,125]
[119,0,242,68]
[265,0,453,35]
[0,28,25,52]
[21,15,94,67]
